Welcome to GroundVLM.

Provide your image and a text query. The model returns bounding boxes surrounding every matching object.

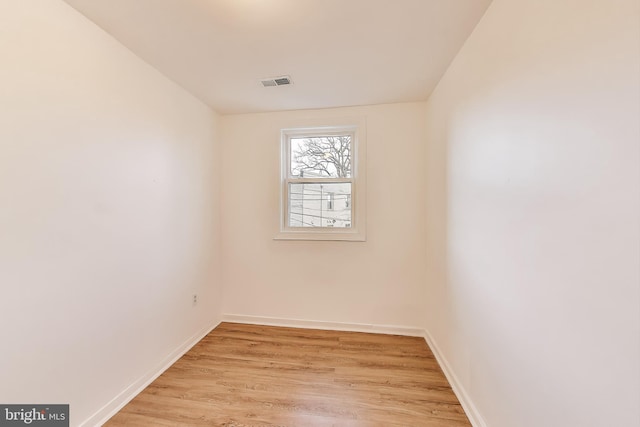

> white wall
[0,1,222,425]
[424,0,640,426]
[221,103,427,330]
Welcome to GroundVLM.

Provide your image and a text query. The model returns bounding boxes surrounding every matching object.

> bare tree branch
[292,136,351,178]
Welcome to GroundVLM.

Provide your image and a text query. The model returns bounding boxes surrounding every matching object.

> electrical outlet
[192,294,198,306]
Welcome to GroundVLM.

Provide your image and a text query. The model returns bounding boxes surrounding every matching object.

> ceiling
[62,0,492,114]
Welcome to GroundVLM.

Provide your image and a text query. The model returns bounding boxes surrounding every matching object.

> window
[277,123,366,241]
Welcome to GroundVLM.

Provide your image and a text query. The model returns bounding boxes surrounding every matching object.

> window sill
[274,230,366,242]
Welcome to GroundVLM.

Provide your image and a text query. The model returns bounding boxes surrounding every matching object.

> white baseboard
[81,319,221,427]
[221,314,425,337]
[423,328,487,427]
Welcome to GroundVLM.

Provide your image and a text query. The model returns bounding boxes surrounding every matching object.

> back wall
[220,103,427,331]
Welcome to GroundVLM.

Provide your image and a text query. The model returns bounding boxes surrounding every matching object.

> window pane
[290,135,351,178]
[289,183,352,228]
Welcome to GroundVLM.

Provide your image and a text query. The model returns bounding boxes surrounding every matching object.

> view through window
[288,135,352,228]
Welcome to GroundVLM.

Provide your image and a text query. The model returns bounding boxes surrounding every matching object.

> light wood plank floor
[105,322,471,426]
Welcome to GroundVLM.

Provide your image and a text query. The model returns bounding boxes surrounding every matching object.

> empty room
[1,0,638,426]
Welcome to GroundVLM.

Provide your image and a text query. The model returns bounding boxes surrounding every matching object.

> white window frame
[275,122,366,241]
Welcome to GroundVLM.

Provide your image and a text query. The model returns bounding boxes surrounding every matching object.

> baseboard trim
[81,319,221,427]
[221,314,425,337]
[423,328,487,427]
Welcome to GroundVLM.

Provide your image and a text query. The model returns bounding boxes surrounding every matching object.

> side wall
[424,0,640,426]
[0,1,222,425]
[221,103,428,332]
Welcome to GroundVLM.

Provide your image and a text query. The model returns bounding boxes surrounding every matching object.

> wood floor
[105,322,471,426]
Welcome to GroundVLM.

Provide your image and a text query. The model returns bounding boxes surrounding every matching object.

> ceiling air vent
[261,75,292,87]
